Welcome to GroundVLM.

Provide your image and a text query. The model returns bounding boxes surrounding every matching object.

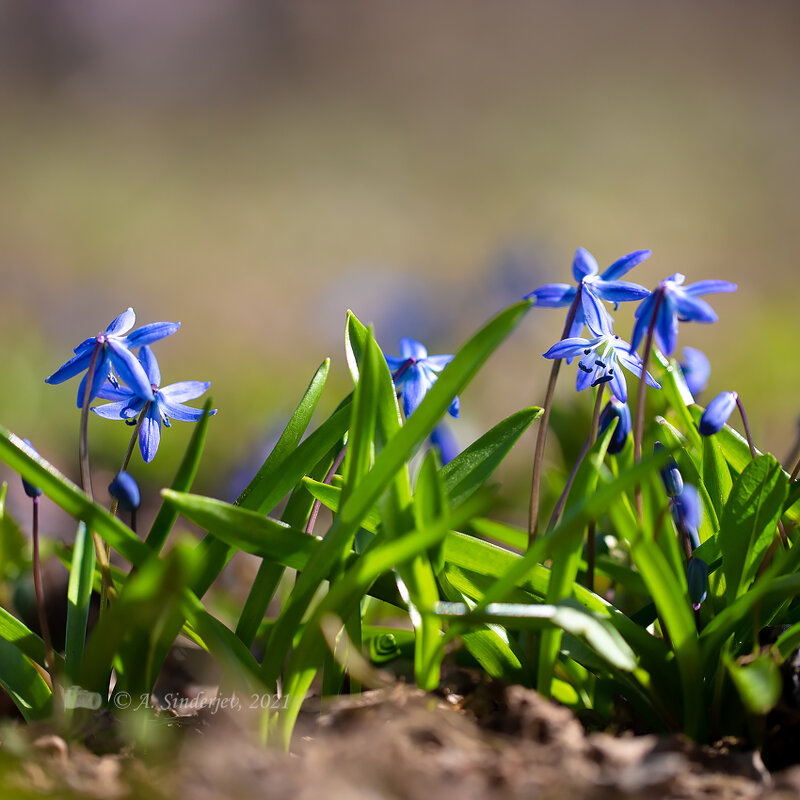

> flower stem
[306,445,348,536]
[31,495,55,680]
[633,288,665,517]
[528,286,583,547]
[735,396,757,459]
[585,385,605,592]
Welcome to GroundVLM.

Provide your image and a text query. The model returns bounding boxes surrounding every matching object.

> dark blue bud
[699,391,737,436]
[109,470,140,511]
[21,439,42,498]
[598,399,631,455]
[655,441,683,497]
[687,557,709,611]
[672,484,702,549]
[679,346,710,398]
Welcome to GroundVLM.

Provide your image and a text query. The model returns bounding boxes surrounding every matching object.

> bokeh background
[1,0,799,526]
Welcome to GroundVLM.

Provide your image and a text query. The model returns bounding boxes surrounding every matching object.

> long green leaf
[65,521,95,683]
[0,636,52,721]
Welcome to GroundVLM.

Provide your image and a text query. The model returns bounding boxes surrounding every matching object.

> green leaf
[0,483,25,580]
[440,407,542,505]
[65,521,96,684]
[0,635,52,721]
[726,653,782,715]
[719,455,788,602]
[0,606,49,667]
[146,399,214,552]
[702,434,733,523]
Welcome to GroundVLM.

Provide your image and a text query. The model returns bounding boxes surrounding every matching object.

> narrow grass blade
[65,521,95,684]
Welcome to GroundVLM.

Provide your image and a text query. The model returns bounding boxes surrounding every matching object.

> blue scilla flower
[46,308,180,406]
[385,338,459,419]
[672,484,702,549]
[699,390,738,436]
[655,441,684,498]
[679,346,711,398]
[429,424,459,466]
[630,274,737,357]
[92,346,216,463]
[542,316,660,403]
[524,247,651,342]
[598,398,632,455]
[687,557,709,611]
[108,470,140,511]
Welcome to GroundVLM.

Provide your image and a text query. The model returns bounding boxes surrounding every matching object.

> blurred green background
[1,0,798,524]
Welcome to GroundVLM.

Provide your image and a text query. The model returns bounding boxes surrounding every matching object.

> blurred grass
[0,1,798,521]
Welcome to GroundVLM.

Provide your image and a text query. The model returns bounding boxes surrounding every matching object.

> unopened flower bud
[109,470,140,511]
[699,391,737,436]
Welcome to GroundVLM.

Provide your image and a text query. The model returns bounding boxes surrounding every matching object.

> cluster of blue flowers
[46,308,216,464]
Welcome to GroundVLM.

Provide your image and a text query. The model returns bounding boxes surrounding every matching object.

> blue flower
[524,247,651,341]
[385,338,459,419]
[672,484,702,549]
[542,317,660,403]
[687,557,709,611]
[20,439,43,498]
[655,441,683,498]
[698,390,738,436]
[678,346,711,398]
[429,424,459,466]
[630,274,737,357]
[45,308,180,406]
[92,346,216,463]
[109,470,140,511]
[598,399,631,455]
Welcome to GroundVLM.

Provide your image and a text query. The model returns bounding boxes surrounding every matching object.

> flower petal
[525,283,577,307]
[654,297,678,356]
[124,321,181,348]
[96,381,135,402]
[423,354,453,372]
[399,338,427,361]
[616,349,661,389]
[572,247,599,281]
[581,288,612,336]
[608,363,628,403]
[158,380,211,403]
[139,406,162,463]
[684,279,737,297]
[401,371,429,417]
[107,339,154,400]
[385,355,407,372]
[160,399,213,422]
[106,308,136,336]
[138,345,161,388]
[699,391,737,436]
[75,356,112,407]
[679,347,711,398]
[542,337,591,360]
[91,400,135,420]
[575,364,594,392]
[73,337,97,355]
[448,395,460,418]
[45,349,93,385]
[672,292,718,323]
[600,249,652,281]
[592,279,650,304]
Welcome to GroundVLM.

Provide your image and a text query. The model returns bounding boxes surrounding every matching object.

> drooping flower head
[385,338,458,419]
[672,483,702,550]
[598,399,632,455]
[92,346,216,463]
[678,346,711,398]
[20,439,43,498]
[630,274,737,357]
[542,315,660,403]
[109,470,140,511]
[524,247,651,341]
[687,557,709,611]
[45,308,180,406]
[655,441,684,498]
[698,390,738,436]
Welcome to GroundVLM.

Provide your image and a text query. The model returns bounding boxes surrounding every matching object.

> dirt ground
[4,679,800,800]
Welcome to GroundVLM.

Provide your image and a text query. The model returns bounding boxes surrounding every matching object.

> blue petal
[401,371,429,417]
[91,400,135,420]
[699,391,737,436]
[73,337,97,355]
[542,337,591,360]
[674,484,703,532]
[525,283,577,307]
[45,349,93,385]
[158,381,210,403]
[576,365,594,392]
[423,354,453,373]
[139,406,162,463]
[679,347,711,397]
[654,297,678,356]
[96,381,135,402]
[592,279,650,304]
[399,338,427,361]
[572,247,599,281]
[161,400,213,422]
[448,395,460,418]
[616,349,661,389]
[108,471,140,510]
[75,356,112,407]
[609,364,628,402]
[600,249,652,281]
[672,292,718,323]
[124,321,181,348]
[138,345,161,387]
[581,289,612,336]
[107,339,154,401]
[106,308,136,336]
[429,425,459,465]
[687,557,709,610]
[684,279,737,297]
[385,355,407,372]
